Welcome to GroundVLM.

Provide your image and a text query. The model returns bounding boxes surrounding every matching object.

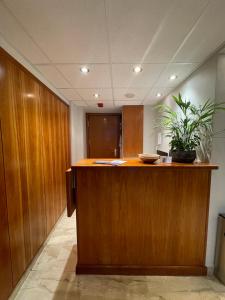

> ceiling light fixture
[94,93,99,99]
[80,66,89,74]
[133,65,143,73]
[156,93,162,97]
[169,74,177,80]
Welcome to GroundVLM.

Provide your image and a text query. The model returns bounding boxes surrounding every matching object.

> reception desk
[68,159,218,276]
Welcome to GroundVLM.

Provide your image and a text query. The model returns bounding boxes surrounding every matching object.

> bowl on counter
[138,153,160,163]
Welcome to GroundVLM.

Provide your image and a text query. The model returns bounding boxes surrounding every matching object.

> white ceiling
[1,0,225,108]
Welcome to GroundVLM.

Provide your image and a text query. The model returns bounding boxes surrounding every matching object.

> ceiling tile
[56,64,111,88]
[144,87,174,104]
[3,0,109,63]
[107,0,171,63]
[219,47,225,54]
[58,89,82,101]
[36,65,71,88]
[2,0,225,108]
[142,0,208,63]
[115,100,142,107]
[172,0,225,63]
[114,88,149,101]
[107,0,208,63]
[76,88,113,101]
[112,64,166,88]
[154,63,199,88]
[71,100,87,107]
[0,2,49,64]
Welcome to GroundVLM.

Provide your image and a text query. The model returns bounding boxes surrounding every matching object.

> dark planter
[170,150,196,163]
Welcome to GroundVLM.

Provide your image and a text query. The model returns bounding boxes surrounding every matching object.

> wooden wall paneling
[65,104,71,194]
[55,99,62,217]
[59,102,65,213]
[0,47,70,291]
[49,93,59,226]
[0,121,13,300]
[13,66,32,267]
[53,99,69,219]
[59,103,64,213]
[63,103,69,210]
[20,70,46,256]
[65,105,71,168]
[122,105,143,157]
[50,93,59,227]
[59,101,68,214]
[54,100,59,217]
[41,88,56,234]
[60,103,67,212]
[40,87,56,234]
[0,55,27,285]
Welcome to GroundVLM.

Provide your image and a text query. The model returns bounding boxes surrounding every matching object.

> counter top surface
[72,158,218,169]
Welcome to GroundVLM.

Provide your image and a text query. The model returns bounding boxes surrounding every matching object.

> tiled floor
[11,212,225,300]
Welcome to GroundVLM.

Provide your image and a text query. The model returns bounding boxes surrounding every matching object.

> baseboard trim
[76,264,207,276]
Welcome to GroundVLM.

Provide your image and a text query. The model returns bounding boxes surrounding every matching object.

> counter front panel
[71,159,217,275]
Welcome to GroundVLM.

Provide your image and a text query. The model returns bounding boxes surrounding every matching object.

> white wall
[208,54,225,268]
[159,54,225,269]
[160,56,217,152]
[143,105,156,153]
[70,103,86,164]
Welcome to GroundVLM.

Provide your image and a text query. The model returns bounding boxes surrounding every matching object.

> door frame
[86,113,122,158]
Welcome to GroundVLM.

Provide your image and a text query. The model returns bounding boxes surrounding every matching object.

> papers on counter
[94,160,127,166]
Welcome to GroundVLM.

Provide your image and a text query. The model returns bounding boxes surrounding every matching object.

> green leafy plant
[157,93,225,152]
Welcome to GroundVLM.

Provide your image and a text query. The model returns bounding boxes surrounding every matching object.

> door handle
[114,148,117,157]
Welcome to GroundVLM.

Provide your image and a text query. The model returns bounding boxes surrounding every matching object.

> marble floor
[10,212,225,300]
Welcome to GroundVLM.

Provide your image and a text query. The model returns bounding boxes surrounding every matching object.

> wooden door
[87,114,121,158]
[122,105,143,157]
[0,121,13,300]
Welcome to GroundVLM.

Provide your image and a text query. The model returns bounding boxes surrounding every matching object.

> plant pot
[170,150,196,163]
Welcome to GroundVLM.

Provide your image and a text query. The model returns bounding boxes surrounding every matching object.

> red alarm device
[97,102,104,108]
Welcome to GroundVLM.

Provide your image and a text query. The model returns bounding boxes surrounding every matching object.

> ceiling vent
[125,93,135,99]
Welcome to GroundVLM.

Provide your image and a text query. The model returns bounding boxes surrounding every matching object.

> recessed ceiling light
[80,66,89,74]
[94,93,99,99]
[133,65,143,73]
[156,93,162,97]
[169,74,177,80]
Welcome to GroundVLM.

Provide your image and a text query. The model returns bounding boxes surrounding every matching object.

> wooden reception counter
[68,159,218,276]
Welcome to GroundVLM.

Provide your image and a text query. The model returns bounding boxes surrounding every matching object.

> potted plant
[157,94,225,163]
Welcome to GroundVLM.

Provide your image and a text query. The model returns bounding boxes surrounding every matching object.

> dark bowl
[170,150,196,163]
